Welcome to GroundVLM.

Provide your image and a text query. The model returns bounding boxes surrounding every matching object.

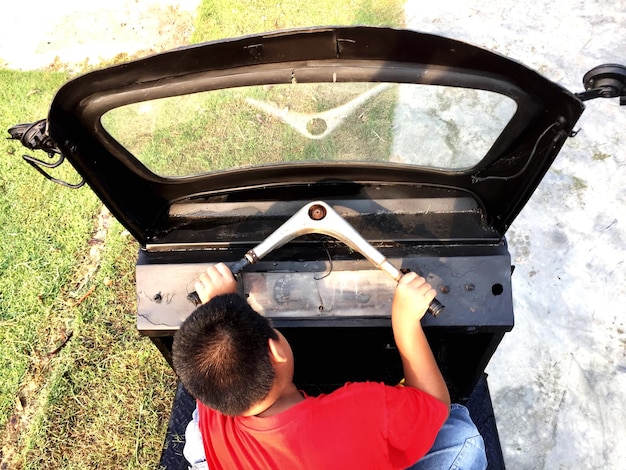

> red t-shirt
[197,382,448,470]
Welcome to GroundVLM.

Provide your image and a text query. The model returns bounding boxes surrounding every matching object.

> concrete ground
[0,0,199,70]
[2,1,625,468]
[403,2,626,468]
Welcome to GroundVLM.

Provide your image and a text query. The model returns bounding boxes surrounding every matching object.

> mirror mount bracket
[7,119,85,189]
[576,64,626,105]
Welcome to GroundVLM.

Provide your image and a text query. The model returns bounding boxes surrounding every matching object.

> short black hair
[173,294,278,416]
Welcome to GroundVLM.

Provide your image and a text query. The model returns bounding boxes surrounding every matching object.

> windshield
[101,82,517,177]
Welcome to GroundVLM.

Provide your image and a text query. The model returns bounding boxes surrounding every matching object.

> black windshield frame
[46,26,585,244]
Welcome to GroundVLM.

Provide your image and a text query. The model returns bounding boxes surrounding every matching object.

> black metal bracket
[7,119,85,189]
[8,119,59,152]
[576,64,626,104]
[21,152,85,189]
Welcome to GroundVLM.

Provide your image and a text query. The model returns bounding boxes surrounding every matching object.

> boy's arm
[195,263,238,304]
[391,272,451,408]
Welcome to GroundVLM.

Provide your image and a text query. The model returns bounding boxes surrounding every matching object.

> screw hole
[491,283,504,296]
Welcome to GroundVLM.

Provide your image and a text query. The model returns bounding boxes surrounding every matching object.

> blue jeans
[408,404,488,470]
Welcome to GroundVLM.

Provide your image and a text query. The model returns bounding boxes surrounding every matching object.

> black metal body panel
[141,240,513,401]
[137,241,513,332]
[43,26,584,245]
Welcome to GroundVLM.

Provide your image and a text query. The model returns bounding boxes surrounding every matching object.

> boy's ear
[268,336,288,364]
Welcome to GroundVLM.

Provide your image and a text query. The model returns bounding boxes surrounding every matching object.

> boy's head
[173,293,279,416]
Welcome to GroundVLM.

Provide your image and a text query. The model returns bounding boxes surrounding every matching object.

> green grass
[20,221,177,469]
[0,68,75,425]
[192,0,404,42]
[0,69,177,468]
[103,82,399,176]
[1,1,404,468]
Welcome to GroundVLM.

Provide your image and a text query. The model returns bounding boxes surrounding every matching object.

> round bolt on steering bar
[308,204,327,220]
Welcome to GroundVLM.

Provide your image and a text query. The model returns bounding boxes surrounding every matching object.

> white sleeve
[183,406,209,469]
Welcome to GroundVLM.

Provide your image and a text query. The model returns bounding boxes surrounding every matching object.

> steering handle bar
[188,201,444,317]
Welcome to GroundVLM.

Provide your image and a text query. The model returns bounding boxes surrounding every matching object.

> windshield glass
[101,82,517,177]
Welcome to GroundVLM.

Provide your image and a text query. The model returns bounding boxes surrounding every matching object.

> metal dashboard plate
[136,253,514,335]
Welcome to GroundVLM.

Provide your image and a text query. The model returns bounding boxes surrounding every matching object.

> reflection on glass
[101,82,516,177]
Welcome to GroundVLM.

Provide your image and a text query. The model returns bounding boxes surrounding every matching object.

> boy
[173,263,487,469]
